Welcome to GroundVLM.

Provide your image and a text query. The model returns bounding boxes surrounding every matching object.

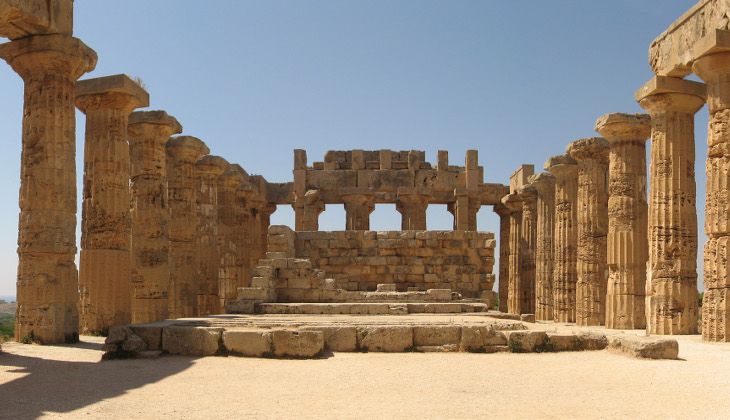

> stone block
[122,334,147,352]
[413,325,461,347]
[223,330,273,357]
[520,314,536,323]
[300,326,357,351]
[504,330,549,353]
[162,327,223,356]
[357,326,414,352]
[129,324,164,350]
[271,330,324,358]
[376,283,397,292]
[607,335,679,359]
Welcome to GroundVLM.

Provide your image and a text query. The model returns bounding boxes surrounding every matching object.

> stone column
[0,35,96,344]
[501,193,523,314]
[568,137,609,326]
[217,165,246,309]
[342,193,374,230]
[530,173,555,321]
[75,74,148,334]
[637,76,705,335]
[493,203,511,313]
[294,189,325,231]
[195,155,228,316]
[694,49,730,341]
[128,110,182,324]
[166,136,209,319]
[596,113,650,330]
[396,190,429,230]
[517,185,538,315]
[545,154,578,323]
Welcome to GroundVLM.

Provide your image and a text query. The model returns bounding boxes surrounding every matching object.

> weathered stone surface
[0,0,73,39]
[546,332,608,352]
[195,155,229,316]
[596,113,650,330]
[545,154,578,323]
[166,136,210,319]
[162,326,222,356]
[520,314,535,323]
[568,137,609,327]
[637,76,705,335]
[129,110,182,324]
[357,326,413,352]
[530,173,555,321]
[493,203,511,313]
[0,34,97,344]
[271,330,324,358]
[694,47,730,342]
[412,325,461,346]
[129,324,164,351]
[517,185,537,315]
[223,330,272,357]
[503,330,548,353]
[76,74,148,334]
[607,335,679,359]
[501,193,522,315]
[121,334,147,353]
[300,326,358,351]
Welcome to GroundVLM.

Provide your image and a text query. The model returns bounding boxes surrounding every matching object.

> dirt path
[2,333,730,419]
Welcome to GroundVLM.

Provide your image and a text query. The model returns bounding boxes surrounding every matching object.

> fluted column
[166,136,209,319]
[75,75,148,334]
[195,155,228,316]
[396,190,429,230]
[342,193,375,230]
[501,193,523,314]
[637,76,705,335]
[517,185,537,315]
[531,173,555,321]
[545,154,578,323]
[493,203,511,313]
[128,110,182,324]
[217,165,246,309]
[596,113,650,329]
[0,35,96,344]
[568,137,609,326]
[694,47,730,341]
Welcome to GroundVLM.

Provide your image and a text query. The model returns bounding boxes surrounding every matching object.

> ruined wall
[287,230,495,298]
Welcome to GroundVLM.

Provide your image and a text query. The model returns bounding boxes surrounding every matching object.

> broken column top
[129,110,183,133]
[500,192,522,212]
[594,113,651,142]
[566,137,609,162]
[166,136,210,160]
[516,184,538,200]
[75,74,149,112]
[195,155,229,176]
[528,172,555,189]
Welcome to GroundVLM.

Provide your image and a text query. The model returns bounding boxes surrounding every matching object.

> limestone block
[271,330,324,358]
[520,314,535,323]
[300,326,357,351]
[357,326,414,352]
[607,335,679,359]
[106,326,133,344]
[162,326,223,356]
[503,330,549,353]
[129,324,164,351]
[546,332,608,352]
[412,325,461,347]
[122,334,147,353]
[223,330,273,357]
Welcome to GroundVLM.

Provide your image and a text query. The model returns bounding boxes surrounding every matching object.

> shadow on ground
[0,339,194,419]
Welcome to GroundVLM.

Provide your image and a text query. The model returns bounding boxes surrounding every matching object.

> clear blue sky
[0,0,702,297]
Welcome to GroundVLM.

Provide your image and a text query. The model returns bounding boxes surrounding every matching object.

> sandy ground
[2,325,730,420]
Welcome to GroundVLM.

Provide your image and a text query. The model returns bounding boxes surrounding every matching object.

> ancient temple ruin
[0,0,729,358]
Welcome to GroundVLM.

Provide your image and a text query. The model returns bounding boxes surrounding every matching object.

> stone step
[256,302,490,315]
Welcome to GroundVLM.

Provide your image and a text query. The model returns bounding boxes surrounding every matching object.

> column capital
[129,110,183,137]
[166,136,210,162]
[635,76,706,114]
[492,202,511,217]
[544,154,577,179]
[595,113,651,143]
[528,172,555,197]
[516,184,537,202]
[501,193,522,213]
[195,155,229,178]
[0,34,96,80]
[567,137,609,164]
[75,74,149,113]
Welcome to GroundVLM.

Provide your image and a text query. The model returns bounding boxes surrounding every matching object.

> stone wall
[280,228,495,298]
